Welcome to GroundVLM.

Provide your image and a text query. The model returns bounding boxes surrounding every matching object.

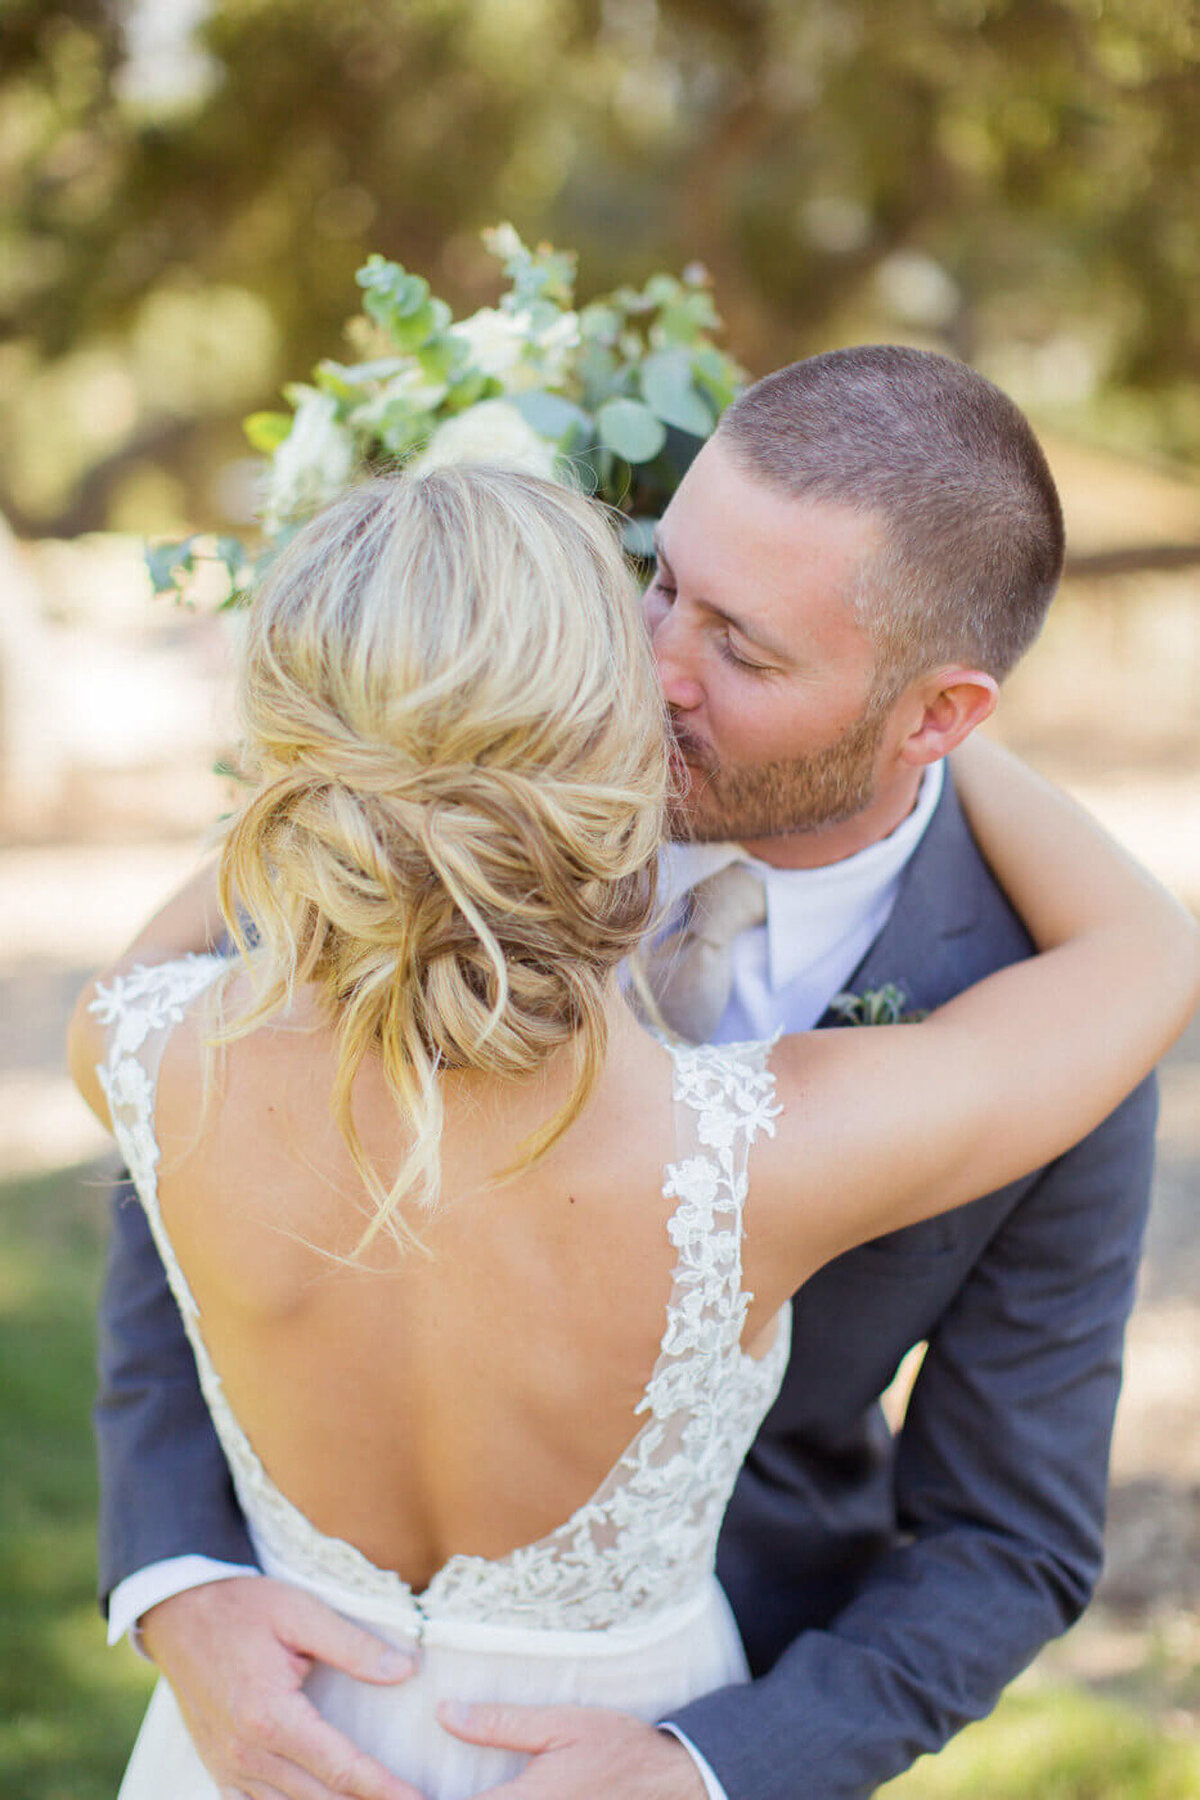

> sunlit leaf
[243,412,293,454]
[596,397,667,463]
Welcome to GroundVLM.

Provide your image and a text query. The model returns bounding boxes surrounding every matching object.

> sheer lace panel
[93,960,791,1632]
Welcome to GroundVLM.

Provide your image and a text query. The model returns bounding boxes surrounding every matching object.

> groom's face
[646,435,892,844]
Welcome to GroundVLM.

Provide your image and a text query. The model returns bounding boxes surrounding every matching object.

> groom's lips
[668,727,713,779]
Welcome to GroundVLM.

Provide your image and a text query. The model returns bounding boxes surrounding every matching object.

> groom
[96,346,1158,1800]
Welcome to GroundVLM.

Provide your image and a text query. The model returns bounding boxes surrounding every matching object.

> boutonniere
[829,982,927,1026]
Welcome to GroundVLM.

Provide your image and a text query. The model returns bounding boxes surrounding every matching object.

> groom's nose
[647,609,704,713]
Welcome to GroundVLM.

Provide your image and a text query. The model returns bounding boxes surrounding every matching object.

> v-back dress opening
[96,956,790,1800]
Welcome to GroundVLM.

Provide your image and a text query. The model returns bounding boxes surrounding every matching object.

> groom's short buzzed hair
[718,345,1064,686]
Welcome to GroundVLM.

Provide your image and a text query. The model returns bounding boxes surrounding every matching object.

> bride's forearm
[758,745,1199,1276]
[949,736,1191,952]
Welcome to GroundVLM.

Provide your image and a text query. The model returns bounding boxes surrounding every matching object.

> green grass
[2,1161,1198,1800]
[0,1162,154,1800]
[879,1686,1200,1799]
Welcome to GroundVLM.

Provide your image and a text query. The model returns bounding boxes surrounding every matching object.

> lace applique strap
[661,1036,781,1364]
[90,955,227,1321]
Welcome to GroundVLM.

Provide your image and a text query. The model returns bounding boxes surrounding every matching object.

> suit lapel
[816,770,988,1027]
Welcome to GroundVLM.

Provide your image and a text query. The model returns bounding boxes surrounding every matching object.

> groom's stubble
[667,685,893,845]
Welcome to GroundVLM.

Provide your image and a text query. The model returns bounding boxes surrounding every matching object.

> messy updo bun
[218,466,668,1255]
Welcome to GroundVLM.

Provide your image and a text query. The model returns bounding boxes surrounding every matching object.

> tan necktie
[649,862,768,1044]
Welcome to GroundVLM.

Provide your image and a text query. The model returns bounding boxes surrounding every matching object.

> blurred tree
[2,0,1199,537]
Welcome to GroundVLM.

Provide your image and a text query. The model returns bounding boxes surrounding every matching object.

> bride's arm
[759,739,1200,1284]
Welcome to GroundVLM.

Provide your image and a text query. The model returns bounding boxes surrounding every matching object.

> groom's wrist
[107,1555,261,1655]
[658,1724,732,1800]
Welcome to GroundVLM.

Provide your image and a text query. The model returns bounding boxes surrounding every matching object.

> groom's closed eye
[716,631,772,674]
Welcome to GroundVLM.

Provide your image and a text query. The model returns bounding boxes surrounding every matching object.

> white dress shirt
[110,766,943,1793]
[658,759,943,1042]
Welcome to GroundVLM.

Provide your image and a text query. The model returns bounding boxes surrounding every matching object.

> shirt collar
[662,759,944,990]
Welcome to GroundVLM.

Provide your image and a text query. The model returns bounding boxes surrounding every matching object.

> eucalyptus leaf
[367,401,432,457]
[690,344,744,414]
[511,391,593,443]
[485,225,577,311]
[418,334,471,384]
[640,350,715,437]
[214,535,249,580]
[145,537,195,596]
[443,369,498,413]
[314,363,370,407]
[579,302,622,344]
[576,341,621,407]
[323,357,413,384]
[387,299,441,353]
[596,398,667,463]
[356,258,443,350]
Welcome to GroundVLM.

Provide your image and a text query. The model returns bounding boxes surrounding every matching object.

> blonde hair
[219,466,668,1256]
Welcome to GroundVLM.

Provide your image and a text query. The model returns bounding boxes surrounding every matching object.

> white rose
[531,310,581,387]
[409,399,559,479]
[449,307,527,381]
[263,388,357,533]
[450,306,582,395]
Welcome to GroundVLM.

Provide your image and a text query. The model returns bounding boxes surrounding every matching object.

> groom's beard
[667,696,890,844]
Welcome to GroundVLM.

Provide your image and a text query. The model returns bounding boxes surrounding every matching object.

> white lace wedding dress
[96,957,790,1800]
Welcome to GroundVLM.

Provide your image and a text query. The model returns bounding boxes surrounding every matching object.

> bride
[70,465,1197,1800]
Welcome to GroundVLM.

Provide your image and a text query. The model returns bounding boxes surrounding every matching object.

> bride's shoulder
[68,952,227,1130]
[663,1031,783,1114]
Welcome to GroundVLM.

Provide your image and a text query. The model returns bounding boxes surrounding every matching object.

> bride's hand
[140,1577,424,1800]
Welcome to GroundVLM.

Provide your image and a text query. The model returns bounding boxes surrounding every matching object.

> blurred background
[3,2,1200,1795]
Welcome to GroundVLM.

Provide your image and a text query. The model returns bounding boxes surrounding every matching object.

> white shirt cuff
[659,1725,731,1800]
[107,1555,261,1651]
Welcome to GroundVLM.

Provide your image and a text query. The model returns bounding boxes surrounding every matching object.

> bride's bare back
[152,980,748,1590]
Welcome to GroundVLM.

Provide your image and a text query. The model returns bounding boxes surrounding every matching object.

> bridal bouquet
[150,225,745,605]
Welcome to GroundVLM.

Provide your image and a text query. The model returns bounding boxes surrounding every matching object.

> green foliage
[149,225,745,605]
[144,533,251,608]
[878,1686,1200,1800]
[356,258,451,353]
[243,412,293,454]
[5,0,1200,539]
[0,1164,155,1798]
[829,983,927,1025]
[596,396,669,462]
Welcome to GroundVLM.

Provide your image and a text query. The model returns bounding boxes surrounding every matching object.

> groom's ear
[894,666,999,768]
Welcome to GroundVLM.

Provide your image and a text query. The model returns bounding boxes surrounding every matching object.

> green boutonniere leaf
[829,983,928,1025]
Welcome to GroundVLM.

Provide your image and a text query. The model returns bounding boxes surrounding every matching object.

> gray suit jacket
[667,773,1157,1796]
[94,773,1157,1798]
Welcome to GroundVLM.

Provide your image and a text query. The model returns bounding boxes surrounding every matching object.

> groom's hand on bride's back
[437,1702,708,1799]
[140,1577,425,1800]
